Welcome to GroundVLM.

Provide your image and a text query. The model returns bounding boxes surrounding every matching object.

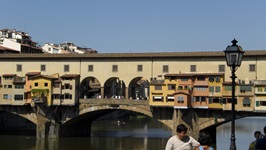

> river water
[0,116,265,150]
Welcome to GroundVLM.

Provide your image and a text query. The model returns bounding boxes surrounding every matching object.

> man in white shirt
[165,124,200,150]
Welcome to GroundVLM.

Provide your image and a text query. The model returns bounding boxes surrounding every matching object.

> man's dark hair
[176,124,188,133]
[254,131,261,136]
[198,132,212,146]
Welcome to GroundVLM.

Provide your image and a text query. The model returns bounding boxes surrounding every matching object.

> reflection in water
[217,117,266,150]
[1,116,265,150]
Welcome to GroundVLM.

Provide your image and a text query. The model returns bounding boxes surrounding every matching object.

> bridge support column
[101,87,104,98]
[125,87,128,99]
[174,109,200,139]
[36,114,60,139]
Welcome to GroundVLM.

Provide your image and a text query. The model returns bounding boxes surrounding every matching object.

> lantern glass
[224,39,244,67]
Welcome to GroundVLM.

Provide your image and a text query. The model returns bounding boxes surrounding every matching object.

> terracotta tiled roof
[29,74,58,80]
[165,73,224,77]
[0,50,265,59]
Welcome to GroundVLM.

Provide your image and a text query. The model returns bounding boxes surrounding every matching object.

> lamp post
[224,39,244,150]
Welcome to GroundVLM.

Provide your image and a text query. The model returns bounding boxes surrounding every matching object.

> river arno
[0,116,265,150]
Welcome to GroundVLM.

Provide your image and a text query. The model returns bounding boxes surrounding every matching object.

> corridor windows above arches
[64,65,69,72]
[40,64,46,72]
[16,64,22,72]
[163,65,169,73]
[190,65,196,72]
[137,65,143,72]
[88,65,93,72]
[112,65,118,72]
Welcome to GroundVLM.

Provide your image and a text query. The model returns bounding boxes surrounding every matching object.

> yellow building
[30,74,59,106]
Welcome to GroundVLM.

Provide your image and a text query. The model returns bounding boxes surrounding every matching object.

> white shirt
[165,135,200,150]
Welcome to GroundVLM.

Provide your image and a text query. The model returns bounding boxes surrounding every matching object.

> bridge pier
[36,113,60,139]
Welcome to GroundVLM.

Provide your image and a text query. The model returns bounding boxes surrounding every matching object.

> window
[168,84,176,90]
[88,65,94,72]
[14,94,23,101]
[215,86,221,93]
[64,65,69,72]
[17,64,22,72]
[8,85,12,88]
[219,65,225,72]
[35,83,38,87]
[64,84,72,89]
[3,94,12,99]
[155,85,162,90]
[15,84,24,89]
[209,86,214,92]
[153,96,163,102]
[195,86,206,91]
[181,77,188,81]
[249,64,256,72]
[41,64,46,71]
[44,83,48,87]
[166,96,174,102]
[197,76,205,81]
[195,96,206,102]
[240,85,252,93]
[163,65,169,73]
[137,65,143,72]
[243,97,251,107]
[224,86,232,91]
[177,96,184,103]
[190,65,196,72]
[112,65,118,72]
[64,93,72,99]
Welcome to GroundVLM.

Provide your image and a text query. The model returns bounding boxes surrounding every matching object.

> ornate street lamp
[224,39,244,150]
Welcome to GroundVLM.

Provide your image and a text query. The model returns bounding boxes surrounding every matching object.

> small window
[155,85,162,90]
[163,65,169,73]
[209,86,214,92]
[215,86,221,93]
[112,65,118,72]
[181,77,188,81]
[249,64,256,72]
[35,83,38,87]
[219,65,225,72]
[14,94,23,101]
[44,83,48,87]
[177,96,184,103]
[153,96,163,102]
[88,65,94,72]
[17,64,22,72]
[190,65,196,72]
[137,65,143,72]
[64,65,69,72]
[197,76,205,81]
[168,84,176,90]
[166,96,174,102]
[41,64,46,71]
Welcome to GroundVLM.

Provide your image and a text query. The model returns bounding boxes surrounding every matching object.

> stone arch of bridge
[0,110,37,125]
[61,104,172,135]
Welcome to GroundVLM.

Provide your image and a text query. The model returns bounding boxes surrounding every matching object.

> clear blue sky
[1,1,266,53]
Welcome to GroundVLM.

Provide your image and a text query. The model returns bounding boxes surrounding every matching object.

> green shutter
[256,101,260,107]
